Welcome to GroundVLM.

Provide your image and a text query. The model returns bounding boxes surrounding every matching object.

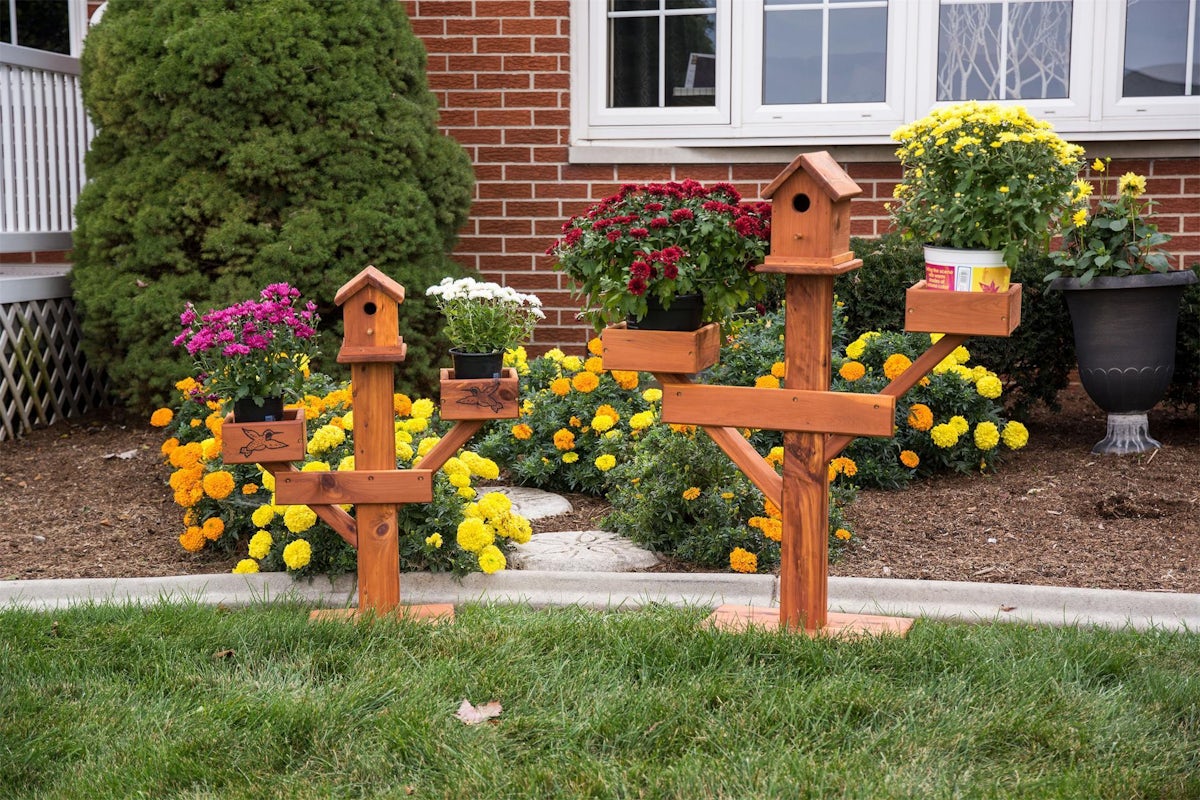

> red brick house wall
[406,0,1200,355]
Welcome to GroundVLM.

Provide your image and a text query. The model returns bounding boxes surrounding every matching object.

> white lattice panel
[0,296,108,440]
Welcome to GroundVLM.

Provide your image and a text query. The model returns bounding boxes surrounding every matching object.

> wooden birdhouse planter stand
[236,266,521,623]
[603,152,1022,637]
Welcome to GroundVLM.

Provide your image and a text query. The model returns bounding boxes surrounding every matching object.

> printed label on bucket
[923,262,1010,292]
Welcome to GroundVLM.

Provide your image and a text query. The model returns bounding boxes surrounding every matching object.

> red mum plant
[548,179,774,329]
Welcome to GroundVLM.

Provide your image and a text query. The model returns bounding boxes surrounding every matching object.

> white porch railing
[0,43,93,253]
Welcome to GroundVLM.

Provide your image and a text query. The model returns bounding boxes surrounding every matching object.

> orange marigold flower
[572,371,600,393]
[770,361,786,379]
[900,450,920,468]
[764,499,782,519]
[584,356,605,374]
[595,404,620,422]
[160,437,180,457]
[839,361,866,381]
[611,370,639,390]
[512,423,533,440]
[179,526,207,553]
[242,483,259,494]
[202,470,236,500]
[550,377,571,396]
[150,408,174,427]
[201,517,225,541]
[553,428,576,450]
[907,403,934,432]
[393,393,413,417]
[168,442,203,469]
[729,547,758,574]
[668,423,696,435]
[754,375,781,389]
[682,487,701,501]
[883,353,913,381]
[587,337,604,356]
[834,528,852,541]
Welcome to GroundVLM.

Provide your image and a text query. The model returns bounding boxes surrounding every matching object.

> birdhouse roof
[334,265,406,307]
[761,151,863,203]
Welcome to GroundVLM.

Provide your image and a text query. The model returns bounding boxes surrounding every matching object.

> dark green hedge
[72,0,473,411]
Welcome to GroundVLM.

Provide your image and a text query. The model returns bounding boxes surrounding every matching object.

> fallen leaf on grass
[211,649,236,660]
[454,699,502,725]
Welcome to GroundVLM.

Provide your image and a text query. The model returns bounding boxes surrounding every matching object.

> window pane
[667,0,716,8]
[828,7,887,102]
[1,3,12,46]
[667,12,716,107]
[610,16,659,107]
[763,9,822,104]
[1124,0,1193,96]
[1007,1,1071,99]
[612,1,659,12]
[10,0,70,54]
[939,2,1004,100]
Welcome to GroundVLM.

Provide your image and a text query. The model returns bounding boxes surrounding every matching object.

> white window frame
[1,0,90,58]
[571,0,1200,151]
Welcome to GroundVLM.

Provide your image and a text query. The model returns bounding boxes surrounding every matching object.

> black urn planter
[1050,270,1198,454]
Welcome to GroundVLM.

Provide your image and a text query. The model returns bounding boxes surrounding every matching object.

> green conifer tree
[72,0,473,410]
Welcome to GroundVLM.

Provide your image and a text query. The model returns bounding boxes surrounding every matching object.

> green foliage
[475,344,658,495]
[72,0,474,412]
[155,372,525,578]
[602,424,856,572]
[838,234,1074,414]
[1168,277,1200,408]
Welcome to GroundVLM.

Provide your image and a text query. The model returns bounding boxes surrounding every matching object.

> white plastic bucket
[923,246,1010,293]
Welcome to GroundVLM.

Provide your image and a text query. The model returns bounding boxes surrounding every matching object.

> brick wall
[408,0,1200,355]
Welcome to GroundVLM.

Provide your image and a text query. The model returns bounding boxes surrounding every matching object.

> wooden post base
[705,605,913,638]
[309,603,456,624]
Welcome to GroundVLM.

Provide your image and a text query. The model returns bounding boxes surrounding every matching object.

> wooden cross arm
[660,383,894,438]
[258,462,358,548]
[274,470,434,506]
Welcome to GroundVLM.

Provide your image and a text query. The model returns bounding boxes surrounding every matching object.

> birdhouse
[760,151,862,271]
[334,265,408,364]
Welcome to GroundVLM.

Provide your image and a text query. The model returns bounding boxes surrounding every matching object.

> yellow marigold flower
[682,486,701,501]
[393,393,413,417]
[883,353,912,381]
[341,410,354,431]
[594,454,617,471]
[512,423,533,440]
[584,356,605,374]
[612,370,639,390]
[283,505,317,533]
[160,437,180,457]
[755,375,781,389]
[282,539,312,570]
[587,337,604,356]
[900,450,920,468]
[1092,157,1106,172]
[478,491,513,519]
[338,455,355,471]
[950,346,970,365]
[456,517,494,553]
[301,460,331,473]
[729,547,758,574]
[562,355,584,372]
[201,517,225,541]
[411,398,435,419]
[248,530,273,559]
[179,526,207,553]
[425,533,443,549]
[642,388,662,403]
[458,486,477,500]
[464,452,501,480]
[545,348,565,362]
[150,408,174,427]
[834,528,852,541]
[202,471,235,500]
[198,437,219,461]
[974,421,1000,450]
[770,361,787,379]
[907,404,934,432]
[553,429,576,450]
[478,544,507,575]
[629,411,656,430]
[562,452,579,463]
[550,377,571,396]
[232,559,259,575]
[931,423,960,449]
[949,415,970,436]
[591,414,615,432]
[766,446,784,467]
[1002,420,1029,450]
[449,472,471,489]
[251,505,276,528]
[976,375,1003,399]
[839,361,866,381]
[572,371,599,393]
[396,441,414,462]
[417,437,440,457]
[595,404,620,422]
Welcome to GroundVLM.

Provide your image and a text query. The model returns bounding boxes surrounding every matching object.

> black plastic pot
[232,396,285,423]
[1050,270,1198,453]
[450,348,504,379]
[627,293,705,331]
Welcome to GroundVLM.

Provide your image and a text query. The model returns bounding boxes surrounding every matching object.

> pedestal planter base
[1093,412,1161,455]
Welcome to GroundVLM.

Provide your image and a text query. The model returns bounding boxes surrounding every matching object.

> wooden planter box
[905,281,1022,337]
[601,322,721,374]
[439,367,519,419]
[221,408,307,465]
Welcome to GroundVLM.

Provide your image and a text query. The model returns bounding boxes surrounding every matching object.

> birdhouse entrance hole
[362,301,377,315]
[792,193,811,213]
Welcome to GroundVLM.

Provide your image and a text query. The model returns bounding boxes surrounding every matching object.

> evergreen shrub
[73,0,473,411]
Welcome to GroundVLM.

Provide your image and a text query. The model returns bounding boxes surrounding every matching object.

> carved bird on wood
[239,429,290,458]
[457,384,505,412]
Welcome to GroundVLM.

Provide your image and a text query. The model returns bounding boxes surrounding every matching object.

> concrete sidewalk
[1,570,1196,632]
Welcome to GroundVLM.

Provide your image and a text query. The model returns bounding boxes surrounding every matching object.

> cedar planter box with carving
[439,367,519,420]
[601,322,721,374]
[221,408,307,464]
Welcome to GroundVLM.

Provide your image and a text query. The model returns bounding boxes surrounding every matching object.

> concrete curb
[1,572,1196,632]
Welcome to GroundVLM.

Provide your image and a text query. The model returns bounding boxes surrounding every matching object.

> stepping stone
[509,530,660,572]
[485,485,573,521]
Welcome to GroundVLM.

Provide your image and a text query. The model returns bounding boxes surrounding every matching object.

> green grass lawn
[1,602,1196,799]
